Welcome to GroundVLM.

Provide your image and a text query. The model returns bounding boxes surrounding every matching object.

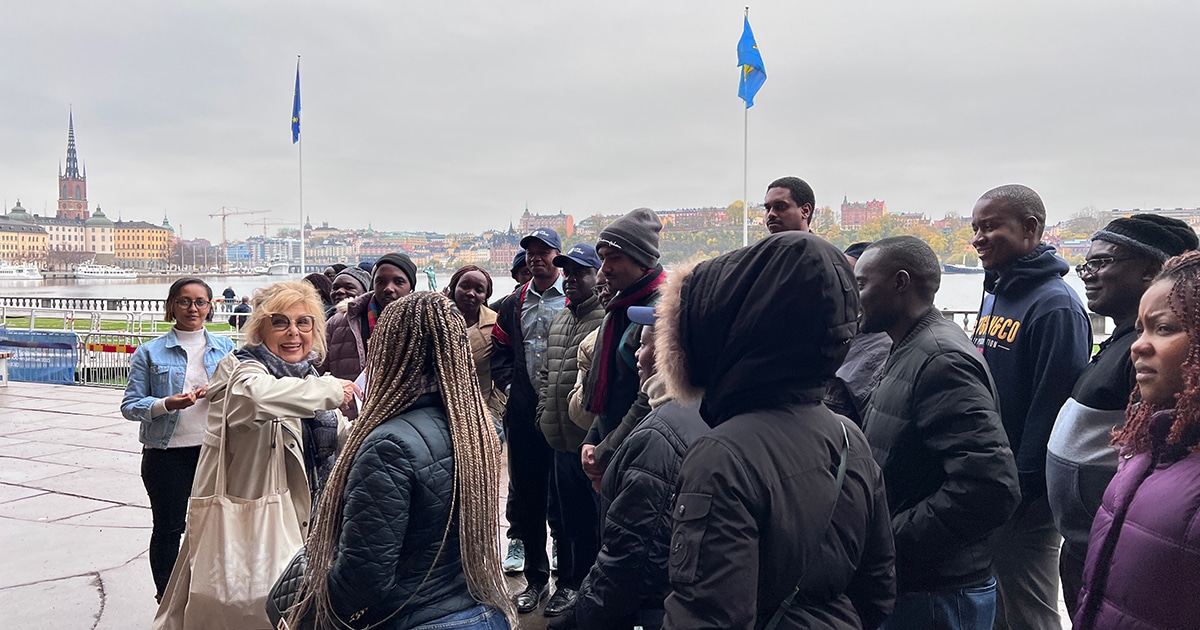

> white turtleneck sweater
[148,327,211,449]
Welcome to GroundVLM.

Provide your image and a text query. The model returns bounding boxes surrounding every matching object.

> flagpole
[741,6,750,248]
[297,55,305,276]
[743,106,749,247]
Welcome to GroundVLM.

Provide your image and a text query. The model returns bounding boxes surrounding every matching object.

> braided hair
[1115,250,1200,454]
[288,291,514,628]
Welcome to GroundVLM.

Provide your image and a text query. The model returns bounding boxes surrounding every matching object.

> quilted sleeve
[326,435,414,620]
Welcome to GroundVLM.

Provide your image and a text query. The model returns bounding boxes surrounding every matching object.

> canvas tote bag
[179,399,305,629]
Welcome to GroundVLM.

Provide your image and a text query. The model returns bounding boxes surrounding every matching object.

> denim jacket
[121,328,236,448]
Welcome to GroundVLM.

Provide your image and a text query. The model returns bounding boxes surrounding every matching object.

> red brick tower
[57,110,89,221]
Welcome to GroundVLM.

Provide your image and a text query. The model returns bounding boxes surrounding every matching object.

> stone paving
[0,380,1070,629]
[0,381,551,629]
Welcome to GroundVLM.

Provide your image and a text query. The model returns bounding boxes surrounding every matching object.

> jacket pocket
[668,492,711,585]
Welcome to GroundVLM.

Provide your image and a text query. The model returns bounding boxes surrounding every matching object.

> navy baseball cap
[553,243,602,269]
[520,227,562,251]
[627,305,656,326]
[511,250,528,272]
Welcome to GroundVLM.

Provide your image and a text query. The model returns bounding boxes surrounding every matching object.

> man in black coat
[856,236,1020,629]
[660,231,896,629]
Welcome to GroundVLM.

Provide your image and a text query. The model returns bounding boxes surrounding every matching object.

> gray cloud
[2,1,1197,242]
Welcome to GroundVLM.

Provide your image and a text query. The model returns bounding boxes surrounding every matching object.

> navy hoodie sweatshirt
[972,243,1092,503]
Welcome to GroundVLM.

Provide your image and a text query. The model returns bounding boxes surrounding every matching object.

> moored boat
[74,263,139,279]
[0,262,42,279]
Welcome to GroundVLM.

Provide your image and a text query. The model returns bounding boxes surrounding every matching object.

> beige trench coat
[153,352,344,630]
[468,305,507,420]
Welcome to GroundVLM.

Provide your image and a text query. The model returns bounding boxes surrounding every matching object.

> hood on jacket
[657,231,858,427]
[337,290,374,317]
[984,242,1069,296]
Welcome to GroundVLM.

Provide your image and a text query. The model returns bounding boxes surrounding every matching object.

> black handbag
[266,546,309,630]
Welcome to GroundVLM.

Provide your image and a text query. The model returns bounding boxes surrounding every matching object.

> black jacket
[572,395,709,630]
[861,309,1020,593]
[659,232,896,630]
[491,282,538,421]
[326,394,476,629]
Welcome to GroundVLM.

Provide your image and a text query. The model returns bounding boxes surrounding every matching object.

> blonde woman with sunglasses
[154,281,358,630]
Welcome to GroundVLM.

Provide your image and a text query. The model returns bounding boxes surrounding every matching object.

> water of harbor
[0,271,1090,316]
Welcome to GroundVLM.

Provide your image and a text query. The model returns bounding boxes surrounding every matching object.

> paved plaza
[0,380,1070,629]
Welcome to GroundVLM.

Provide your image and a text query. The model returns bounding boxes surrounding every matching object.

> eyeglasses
[269,313,316,333]
[173,298,211,309]
[1075,256,1135,277]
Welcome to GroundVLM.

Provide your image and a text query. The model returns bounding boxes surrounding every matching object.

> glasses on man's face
[270,313,316,333]
[1075,256,1135,277]
[174,298,211,309]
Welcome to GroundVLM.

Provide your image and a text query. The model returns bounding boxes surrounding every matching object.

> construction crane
[209,207,269,272]
[244,218,296,238]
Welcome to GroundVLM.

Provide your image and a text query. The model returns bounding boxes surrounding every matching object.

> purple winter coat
[1074,409,1200,630]
[324,291,372,381]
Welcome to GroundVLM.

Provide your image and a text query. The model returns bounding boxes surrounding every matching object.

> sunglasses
[173,298,211,309]
[269,313,316,333]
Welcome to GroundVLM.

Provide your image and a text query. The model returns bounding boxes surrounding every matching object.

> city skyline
[2,2,1198,244]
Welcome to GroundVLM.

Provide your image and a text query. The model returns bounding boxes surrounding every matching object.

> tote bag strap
[764,421,851,630]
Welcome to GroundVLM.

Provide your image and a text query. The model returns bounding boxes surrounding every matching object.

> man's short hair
[866,235,942,300]
[767,176,816,209]
[979,184,1047,235]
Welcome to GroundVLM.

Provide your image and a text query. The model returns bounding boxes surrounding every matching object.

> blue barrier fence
[0,329,79,385]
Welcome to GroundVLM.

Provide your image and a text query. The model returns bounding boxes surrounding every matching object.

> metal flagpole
[297,55,305,275]
[743,101,749,247]
[741,6,750,248]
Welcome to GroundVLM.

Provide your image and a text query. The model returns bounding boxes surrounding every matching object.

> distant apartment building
[488,225,522,269]
[113,219,173,269]
[840,196,887,230]
[520,208,574,237]
[658,207,727,230]
[307,241,358,264]
[1110,207,1200,230]
[0,211,48,264]
[892,212,929,228]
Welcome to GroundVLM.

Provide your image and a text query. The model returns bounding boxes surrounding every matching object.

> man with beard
[764,176,815,234]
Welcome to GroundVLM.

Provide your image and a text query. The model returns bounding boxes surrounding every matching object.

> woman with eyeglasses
[122,277,237,603]
[154,281,358,630]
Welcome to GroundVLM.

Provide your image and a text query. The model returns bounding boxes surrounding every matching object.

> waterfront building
[841,196,887,230]
[113,219,172,269]
[0,206,49,264]
[658,207,728,230]
[520,207,575,237]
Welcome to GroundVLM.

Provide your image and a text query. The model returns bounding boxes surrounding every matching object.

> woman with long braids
[288,291,514,630]
[1074,251,1200,629]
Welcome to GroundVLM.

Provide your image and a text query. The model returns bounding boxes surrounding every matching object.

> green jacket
[537,294,605,453]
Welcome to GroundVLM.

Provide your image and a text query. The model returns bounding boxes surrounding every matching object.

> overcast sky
[2,1,1197,243]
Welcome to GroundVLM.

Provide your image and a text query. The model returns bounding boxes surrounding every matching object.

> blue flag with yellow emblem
[291,63,301,144]
[737,16,766,108]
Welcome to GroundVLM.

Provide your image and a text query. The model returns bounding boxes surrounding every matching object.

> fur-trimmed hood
[656,231,858,427]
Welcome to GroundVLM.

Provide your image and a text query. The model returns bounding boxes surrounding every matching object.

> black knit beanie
[597,207,662,269]
[1092,214,1199,262]
[373,252,418,289]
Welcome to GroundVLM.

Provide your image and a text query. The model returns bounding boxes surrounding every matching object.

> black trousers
[551,449,600,590]
[141,445,201,600]
[505,404,554,587]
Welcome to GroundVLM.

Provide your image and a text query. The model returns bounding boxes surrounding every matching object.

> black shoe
[514,583,548,614]
[543,587,577,617]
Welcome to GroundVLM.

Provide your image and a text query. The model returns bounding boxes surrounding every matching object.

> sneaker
[503,539,525,573]
[551,540,558,572]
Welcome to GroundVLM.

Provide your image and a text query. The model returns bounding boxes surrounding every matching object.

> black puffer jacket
[326,394,476,629]
[571,392,709,629]
[537,294,605,453]
[659,232,896,630]
[860,308,1020,594]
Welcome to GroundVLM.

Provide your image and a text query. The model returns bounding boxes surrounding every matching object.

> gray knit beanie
[335,267,372,293]
[597,208,662,269]
[1092,214,1199,262]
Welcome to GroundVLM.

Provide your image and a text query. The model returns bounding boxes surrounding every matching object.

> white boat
[74,263,139,279]
[266,262,290,276]
[0,262,42,279]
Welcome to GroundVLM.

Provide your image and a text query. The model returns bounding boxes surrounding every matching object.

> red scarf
[588,268,666,413]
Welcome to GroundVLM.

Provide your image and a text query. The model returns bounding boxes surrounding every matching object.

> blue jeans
[880,578,997,630]
[409,605,510,630]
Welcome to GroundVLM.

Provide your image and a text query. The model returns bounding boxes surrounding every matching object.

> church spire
[64,110,81,178]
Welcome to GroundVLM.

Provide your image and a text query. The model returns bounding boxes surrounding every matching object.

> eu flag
[291,64,301,144]
[737,16,767,108]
